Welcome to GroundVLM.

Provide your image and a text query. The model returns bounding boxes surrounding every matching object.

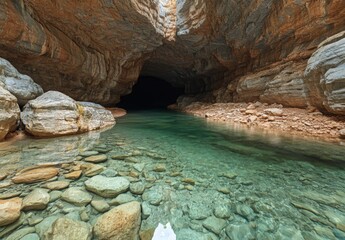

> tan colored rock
[0,86,20,141]
[22,188,50,211]
[64,170,82,180]
[43,181,70,190]
[44,217,92,240]
[93,201,141,240]
[81,163,105,177]
[12,167,59,184]
[0,197,22,226]
[84,154,108,163]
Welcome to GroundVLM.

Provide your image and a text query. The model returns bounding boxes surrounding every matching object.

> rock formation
[0,1,345,114]
[0,86,20,140]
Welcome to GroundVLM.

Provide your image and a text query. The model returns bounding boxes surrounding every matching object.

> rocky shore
[172,101,345,142]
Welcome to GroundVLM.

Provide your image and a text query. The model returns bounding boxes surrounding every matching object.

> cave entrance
[117,76,184,110]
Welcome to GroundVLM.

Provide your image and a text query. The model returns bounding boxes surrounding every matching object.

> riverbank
[172,102,345,142]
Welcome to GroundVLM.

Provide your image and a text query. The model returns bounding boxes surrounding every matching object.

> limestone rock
[85,176,130,198]
[22,188,50,211]
[45,217,92,240]
[0,58,43,106]
[93,201,141,240]
[61,188,92,206]
[21,91,80,136]
[12,167,59,184]
[0,197,22,226]
[77,102,115,132]
[305,32,345,115]
[0,86,20,141]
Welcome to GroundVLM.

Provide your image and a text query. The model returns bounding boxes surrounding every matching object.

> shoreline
[172,102,345,144]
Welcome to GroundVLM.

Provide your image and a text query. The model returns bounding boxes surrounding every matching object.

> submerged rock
[45,217,92,240]
[85,176,130,198]
[93,201,141,240]
[22,188,50,211]
[12,167,59,184]
[0,197,22,226]
[61,188,92,206]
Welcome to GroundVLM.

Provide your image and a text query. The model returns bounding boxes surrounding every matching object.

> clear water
[1,110,345,239]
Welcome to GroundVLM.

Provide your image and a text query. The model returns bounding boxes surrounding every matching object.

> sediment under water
[1,110,345,239]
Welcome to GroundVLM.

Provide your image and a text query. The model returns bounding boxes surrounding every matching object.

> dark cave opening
[117,76,184,110]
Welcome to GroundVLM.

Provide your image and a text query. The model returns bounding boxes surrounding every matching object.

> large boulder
[0,86,20,140]
[305,31,345,115]
[0,58,43,106]
[21,91,115,137]
[93,201,141,240]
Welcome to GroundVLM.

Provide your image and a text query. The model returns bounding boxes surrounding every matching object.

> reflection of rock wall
[1,1,345,113]
[0,130,101,171]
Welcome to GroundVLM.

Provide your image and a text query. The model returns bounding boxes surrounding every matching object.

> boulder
[22,188,50,211]
[21,91,115,137]
[305,31,345,115]
[0,86,20,141]
[93,201,141,240]
[78,102,116,132]
[85,176,129,198]
[44,217,92,240]
[21,91,80,137]
[12,167,59,184]
[0,58,43,106]
[0,197,22,226]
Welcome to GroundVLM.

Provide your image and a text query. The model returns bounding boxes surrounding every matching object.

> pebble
[22,188,50,211]
[130,182,145,195]
[181,178,196,185]
[91,200,110,213]
[153,164,166,172]
[79,151,99,157]
[43,181,70,190]
[108,193,136,206]
[64,170,82,180]
[85,176,130,198]
[214,205,232,219]
[202,216,227,234]
[20,233,40,240]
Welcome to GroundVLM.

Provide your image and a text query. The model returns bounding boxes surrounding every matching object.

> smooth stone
[182,178,196,185]
[226,224,255,240]
[43,181,70,190]
[85,176,130,198]
[45,217,92,240]
[65,211,81,221]
[20,233,40,240]
[0,181,12,189]
[153,164,166,172]
[22,188,50,211]
[141,202,151,219]
[64,170,82,180]
[28,216,43,226]
[49,190,62,202]
[0,213,26,238]
[0,173,7,181]
[35,215,61,238]
[12,167,59,184]
[236,205,255,221]
[109,194,136,206]
[0,197,22,226]
[0,191,21,199]
[217,187,231,194]
[91,200,110,213]
[202,216,227,234]
[133,163,145,172]
[79,151,99,157]
[81,163,105,177]
[130,182,145,195]
[6,227,35,240]
[101,169,118,177]
[188,202,212,220]
[142,190,163,206]
[214,205,232,219]
[61,188,92,206]
[84,154,108,163]
[93,201,141,240]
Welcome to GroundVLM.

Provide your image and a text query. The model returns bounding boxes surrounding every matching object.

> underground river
[1,110,345,239]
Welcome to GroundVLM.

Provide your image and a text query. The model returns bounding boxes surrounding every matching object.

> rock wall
[1,1,345,113]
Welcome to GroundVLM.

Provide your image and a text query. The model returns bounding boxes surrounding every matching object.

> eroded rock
[0,197,22,227]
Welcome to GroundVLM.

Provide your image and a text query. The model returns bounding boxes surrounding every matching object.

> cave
[117,76,184,110]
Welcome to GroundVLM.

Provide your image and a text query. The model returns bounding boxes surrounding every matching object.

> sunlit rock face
[0,1,345,113]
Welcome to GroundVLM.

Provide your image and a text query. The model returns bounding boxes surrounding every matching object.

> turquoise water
[1,110,345,239]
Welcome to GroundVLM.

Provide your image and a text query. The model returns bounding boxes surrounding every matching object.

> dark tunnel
[117,76,184,110]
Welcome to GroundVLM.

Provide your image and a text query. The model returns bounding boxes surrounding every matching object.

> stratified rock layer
[1,1,345,114]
